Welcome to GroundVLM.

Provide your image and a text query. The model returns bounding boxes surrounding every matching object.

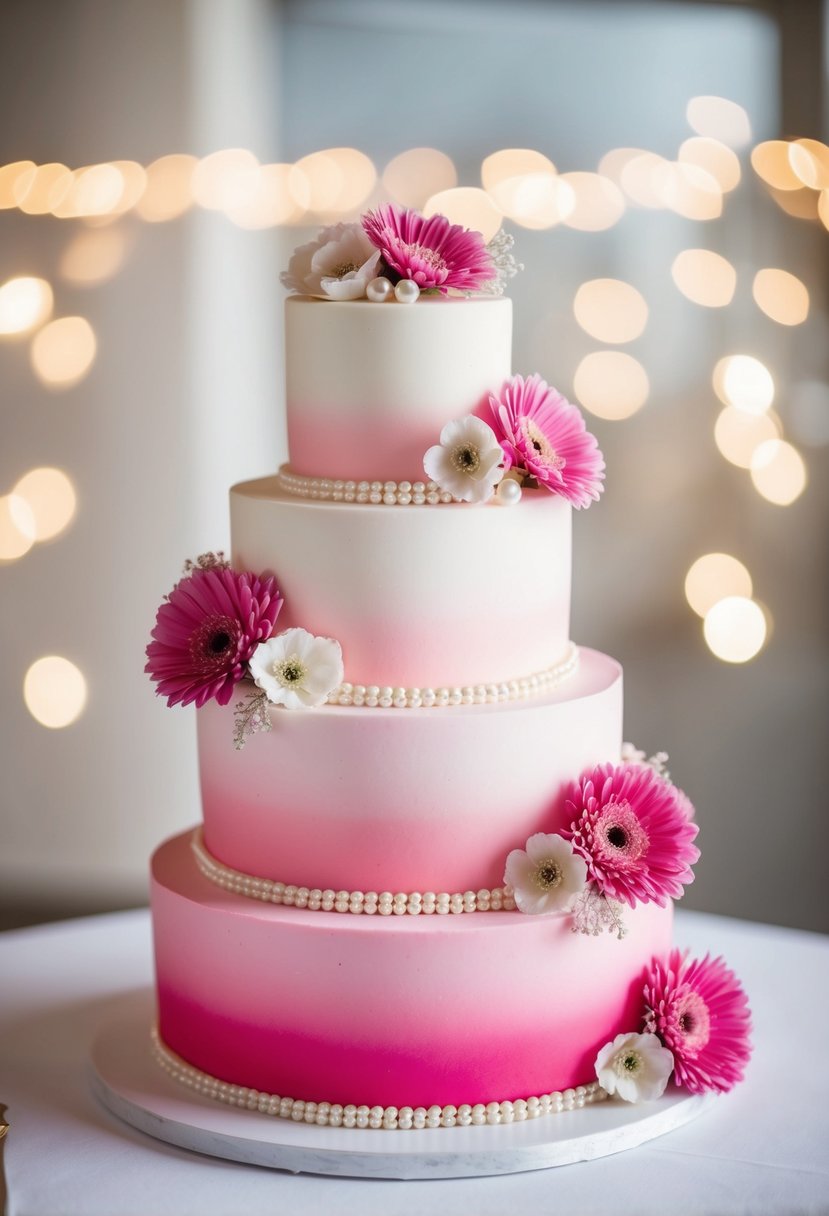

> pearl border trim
[151,1028,608,1130]
[324,642,580,709]
[192,829,517,915]
[277,465,462,506]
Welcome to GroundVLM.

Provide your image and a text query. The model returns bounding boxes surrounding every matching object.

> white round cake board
[90,990,715,1180]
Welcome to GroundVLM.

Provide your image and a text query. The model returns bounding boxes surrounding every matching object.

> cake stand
[90,991,714,1180]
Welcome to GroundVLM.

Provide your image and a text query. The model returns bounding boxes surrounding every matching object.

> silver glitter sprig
[232,687,272,751]
[571,886,627,941]
[481,229,523,296]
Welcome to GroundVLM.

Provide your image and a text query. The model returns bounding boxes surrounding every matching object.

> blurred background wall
[1,0,827,931]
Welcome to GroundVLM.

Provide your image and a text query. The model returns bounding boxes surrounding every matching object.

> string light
[0,276,54,336]
[573,279,647,343]
[685,553,752,618]
[750,440,807,505]
[23,655,88,729]
[713,355,774,415]
[671,249,735,307]
[703,597,767,663]
[12,467,77,541]
[752,268,809,326]
[30,317,97,389]
[714,406,780,469]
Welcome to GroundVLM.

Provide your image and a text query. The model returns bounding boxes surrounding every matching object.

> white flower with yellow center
[503,833,587,915]
[249,628,344,710]
[422,415,505,504]
[595,1032,674,1103]
[280,222,382,301]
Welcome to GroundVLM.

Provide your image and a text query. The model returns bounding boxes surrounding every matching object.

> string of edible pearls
[192,830,517,915]
[152,1028,607,1130]
[277,466,459,506]
[325,643,579,710]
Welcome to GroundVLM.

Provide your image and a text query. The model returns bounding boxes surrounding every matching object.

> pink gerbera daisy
[562,763,700,907]
[489,374,605,508]
[361,203,495,293]
[146,565,283,709]
[643,950,752,1093]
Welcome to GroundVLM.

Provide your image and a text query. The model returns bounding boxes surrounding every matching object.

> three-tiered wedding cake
[146,206,750,1133]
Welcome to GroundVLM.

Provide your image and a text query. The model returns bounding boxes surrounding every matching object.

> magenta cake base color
[152,832,672,1111]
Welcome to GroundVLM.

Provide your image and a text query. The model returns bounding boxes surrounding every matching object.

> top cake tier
[285,296,512,483]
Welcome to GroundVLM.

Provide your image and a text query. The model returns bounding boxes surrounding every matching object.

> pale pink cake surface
[199,647,622,893]
[285,295,512,482]
[152,831,672,1109]
[230,478,572,689]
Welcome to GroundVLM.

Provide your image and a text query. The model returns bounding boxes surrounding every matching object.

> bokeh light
[573,279,648,343]
[423,187,502,241]
[12,467,77,541]
[703,597,767,663]
[686,96,752,148]
[14,163,72,214]
[787,139,829,191]
[192,149,260,212]
[30,317,97,389]
[619,152,668,208]
[714,406,781,468]
[0,276,54,336]
[653,161,722,220]
[671,249,736,307]
[750,439,807,505]
[481,149,564,226]
[295,148,375,214]
[573,351,649,419]
[560,172,624,230]
[678,137,741,192]
[23,655,88,729]
[135,154,197,222]
[713,355,774,415]
[0,494,36,562]
[770,185,820,220]
[0,161,36,209]
[384,148,457,209]
[750,141,802,191]
[53,163,125,218]
[685,553,753,618]
[752,268,809,326]
[226,163,311,228]
[819,189,829,232]
[59,226,129,285]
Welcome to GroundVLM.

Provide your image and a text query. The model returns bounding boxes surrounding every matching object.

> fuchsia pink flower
[489,373,605,508]
[362,203,495,293]
[563,763,700,908]
[643,950,752,1093]
[146,565,283,709]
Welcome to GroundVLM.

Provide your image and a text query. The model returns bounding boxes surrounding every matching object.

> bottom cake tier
[151,831,673,1113]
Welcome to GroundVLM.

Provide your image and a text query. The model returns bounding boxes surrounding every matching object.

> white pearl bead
[366,275,393,302]
[496,476,523,505]
[394,278,420,304]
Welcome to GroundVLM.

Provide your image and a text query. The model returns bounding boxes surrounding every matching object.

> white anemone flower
[280,222,382,301]
[595,1032,674,1103]
[422,415,505,503]
[249,628,344,710]
[503,833,587,915]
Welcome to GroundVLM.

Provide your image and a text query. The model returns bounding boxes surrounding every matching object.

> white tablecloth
[2,907,828,1216]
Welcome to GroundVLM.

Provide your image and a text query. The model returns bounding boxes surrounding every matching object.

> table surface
[2,907,828,1216]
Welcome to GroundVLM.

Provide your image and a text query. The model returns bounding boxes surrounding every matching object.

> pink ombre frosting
[231,478,572,689]
[152,831,673,1109]
[285,296,512,482]
[199,648,622,893]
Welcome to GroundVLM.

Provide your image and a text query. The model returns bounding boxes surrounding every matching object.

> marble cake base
[89,991,714,1180]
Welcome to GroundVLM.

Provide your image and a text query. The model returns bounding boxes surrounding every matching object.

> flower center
[331,260,359,279]
[615,1050,642,1077]
[450,443,481,474]
[408,242,448,273]
[520,419,565,471]
[273,655,307,688]
[189,615,241,672]
[674,991,711,1052]
[535,860,563,890]
[593,800,649,871]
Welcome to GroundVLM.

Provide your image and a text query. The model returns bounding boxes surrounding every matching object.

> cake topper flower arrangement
[145,554,344,749]
[595,950,752,1102]
[504,756,700,941]
[423,373,605,507]
[281,202,520,304]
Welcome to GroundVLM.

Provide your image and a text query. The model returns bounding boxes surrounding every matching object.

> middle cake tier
[230,477,572,689]
[198,647,622,894]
